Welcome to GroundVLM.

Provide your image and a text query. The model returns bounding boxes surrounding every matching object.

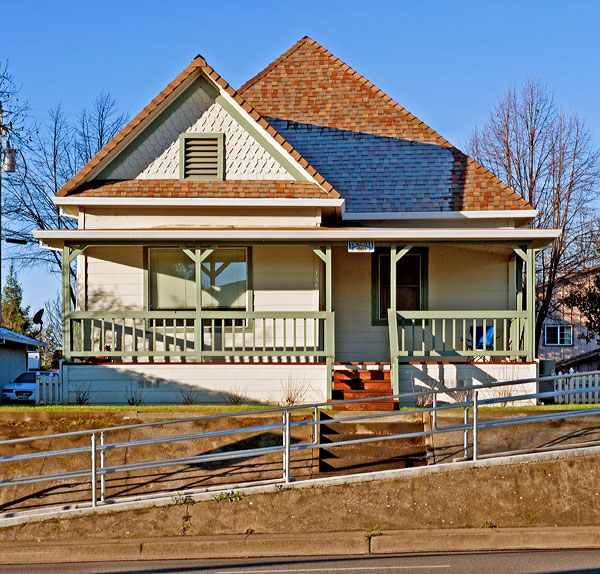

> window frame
[179,133,225,181]
[371,247,428,327]
[544,324,573,346]
[145,246,252,312]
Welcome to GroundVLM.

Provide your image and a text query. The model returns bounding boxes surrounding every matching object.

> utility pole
[0,101,17,325]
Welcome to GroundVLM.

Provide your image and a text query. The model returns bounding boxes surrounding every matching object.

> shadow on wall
[399,362,536,406]
[63,363,320,408]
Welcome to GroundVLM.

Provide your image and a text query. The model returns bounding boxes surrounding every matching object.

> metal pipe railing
[1,371,600,513]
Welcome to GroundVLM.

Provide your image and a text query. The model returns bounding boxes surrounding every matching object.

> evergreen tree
[1,265,33,336]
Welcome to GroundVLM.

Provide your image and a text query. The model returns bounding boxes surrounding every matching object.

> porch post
[62,246,71,361]
[526,241,536,362]
[194,246,203,363]
[325,244,333,400]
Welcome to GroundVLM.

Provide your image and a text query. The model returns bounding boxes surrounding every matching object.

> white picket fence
[554,371,600,404]
[35,372,61,406]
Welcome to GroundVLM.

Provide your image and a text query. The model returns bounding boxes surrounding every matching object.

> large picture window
[372,248,427,325]
[149,248,248,310]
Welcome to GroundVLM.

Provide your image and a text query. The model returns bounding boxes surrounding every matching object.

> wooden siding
[61,363,327,405]
[85,246,144,311]
[82,207,321,230]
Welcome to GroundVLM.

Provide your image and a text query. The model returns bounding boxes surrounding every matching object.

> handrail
[2,370,600,513]
[2,369,598,446]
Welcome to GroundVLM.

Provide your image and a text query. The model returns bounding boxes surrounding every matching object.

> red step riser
[333,382,392,392]
[334,371,390,382]
[329,402,396,411]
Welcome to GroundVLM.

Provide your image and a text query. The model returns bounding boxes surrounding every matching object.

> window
[201,248,247,310]
[544,325,573,346]
[179,133,224,181]
[372,248,427,325]
[149,249,195,310]
[149,248,248,310]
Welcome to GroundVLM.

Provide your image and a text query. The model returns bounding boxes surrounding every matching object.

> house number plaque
[348,241,375,253]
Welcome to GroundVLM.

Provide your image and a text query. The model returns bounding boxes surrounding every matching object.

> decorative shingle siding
[102,81,293,181]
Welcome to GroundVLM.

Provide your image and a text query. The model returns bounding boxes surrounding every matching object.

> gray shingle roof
[266,118,458,213]
[0,328,46,348]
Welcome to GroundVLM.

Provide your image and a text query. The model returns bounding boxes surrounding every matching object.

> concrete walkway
[3,527,600,565]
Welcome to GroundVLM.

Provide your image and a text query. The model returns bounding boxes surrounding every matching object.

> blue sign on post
[348,241,375,253]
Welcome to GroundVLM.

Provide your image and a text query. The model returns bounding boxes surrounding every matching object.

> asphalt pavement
[2,550,600,574]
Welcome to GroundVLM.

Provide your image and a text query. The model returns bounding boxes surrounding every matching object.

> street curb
[0,532,369,565]
[371,527,600,554]
[2,528,600,564]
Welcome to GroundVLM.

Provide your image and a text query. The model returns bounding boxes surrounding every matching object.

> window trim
[179,133,225,181]
[544,324,573,346]
[371,247,428,327]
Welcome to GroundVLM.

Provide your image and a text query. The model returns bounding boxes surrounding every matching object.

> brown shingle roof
[74,180,330,199]
[57,56,339,199]
[240,37,532,212]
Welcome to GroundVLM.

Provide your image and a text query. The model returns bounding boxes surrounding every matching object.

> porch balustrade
[388,309,531,392]
[66,310,335,363]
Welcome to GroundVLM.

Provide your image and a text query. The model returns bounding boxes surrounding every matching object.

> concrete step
[319,434,424,449]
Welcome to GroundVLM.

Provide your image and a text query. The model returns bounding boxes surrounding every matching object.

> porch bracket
[511,244,527,262]
[392,244,413,264]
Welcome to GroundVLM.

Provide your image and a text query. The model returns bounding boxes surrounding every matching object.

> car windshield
[13,372,36,384]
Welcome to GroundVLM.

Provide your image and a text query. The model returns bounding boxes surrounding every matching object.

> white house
[33,38,559,405]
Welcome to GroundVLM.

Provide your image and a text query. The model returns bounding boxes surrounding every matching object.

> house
[538,265,600,373]
[0,327,46,389]
[33,38,560,405]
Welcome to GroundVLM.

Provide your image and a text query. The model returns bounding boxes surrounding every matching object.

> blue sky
[2,0,600,311]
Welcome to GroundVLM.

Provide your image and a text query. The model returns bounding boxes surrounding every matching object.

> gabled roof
[240,37,532,213]
[58,56,339,199]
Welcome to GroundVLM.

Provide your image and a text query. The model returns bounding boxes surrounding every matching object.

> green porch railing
[66,310,334,364]
[387,309,531,393]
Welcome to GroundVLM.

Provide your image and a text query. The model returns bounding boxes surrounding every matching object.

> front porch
[58,236,538,404]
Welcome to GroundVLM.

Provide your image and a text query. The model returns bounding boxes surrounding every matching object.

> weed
[225,385,248,406]
[172,495,196,536]
[365,524,382,539]
[213,491,244,503]
[124,381,145,406]
[244,527,254,540]
[481,520,497,529]
[72,384,91,406]
[280,374,312,406]
[177,387,201,405]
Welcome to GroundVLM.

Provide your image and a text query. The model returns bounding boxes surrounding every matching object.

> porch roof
[34,226,560,250]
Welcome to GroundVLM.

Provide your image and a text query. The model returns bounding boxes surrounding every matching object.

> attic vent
[179,133,224,181]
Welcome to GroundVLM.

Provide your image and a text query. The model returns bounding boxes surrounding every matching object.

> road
[3,550,600,573]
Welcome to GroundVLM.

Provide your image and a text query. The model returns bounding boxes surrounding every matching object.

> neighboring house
[538,265,600,373]
[0,328,46,389]
[33,38,560,405]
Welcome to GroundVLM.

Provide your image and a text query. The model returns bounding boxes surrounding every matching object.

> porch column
[62,244,86,362]
[311,244,333,399]
[389,244,412,394]
[181,244,217,362]
[62,246,71,361]
[526,242,536,362]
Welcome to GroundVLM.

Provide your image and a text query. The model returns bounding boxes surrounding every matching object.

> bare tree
[466,78,600,352]
[1,89,126,304]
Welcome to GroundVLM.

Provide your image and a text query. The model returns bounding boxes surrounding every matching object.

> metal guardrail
[1,370,600,511]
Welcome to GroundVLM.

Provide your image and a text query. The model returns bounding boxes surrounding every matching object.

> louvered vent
[181,134,223,180]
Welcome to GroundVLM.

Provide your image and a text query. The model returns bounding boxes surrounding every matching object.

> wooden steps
[330,366,394,411]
